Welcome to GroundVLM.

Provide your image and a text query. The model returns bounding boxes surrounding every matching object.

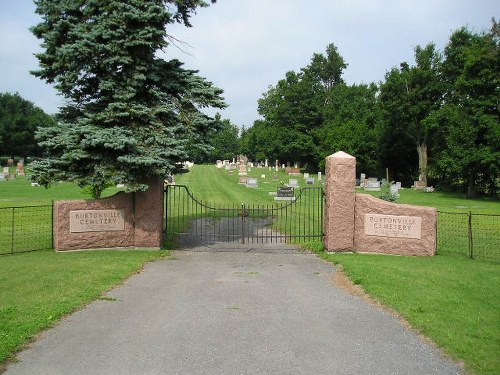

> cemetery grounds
[0,165,499,374]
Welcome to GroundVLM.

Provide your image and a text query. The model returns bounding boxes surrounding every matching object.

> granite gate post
[324,151,356,252]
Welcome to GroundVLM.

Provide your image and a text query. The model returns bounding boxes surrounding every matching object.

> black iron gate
[164,185,324,248]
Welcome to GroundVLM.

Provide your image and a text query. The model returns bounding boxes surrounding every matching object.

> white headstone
[246,178,258,188]
[303,173,310,179]
[306,177,315,185]
[288,179,299,187]
[317,172,322,181]
[365,180,381,191]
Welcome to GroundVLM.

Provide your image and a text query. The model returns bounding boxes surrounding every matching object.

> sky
[1,0,498,128]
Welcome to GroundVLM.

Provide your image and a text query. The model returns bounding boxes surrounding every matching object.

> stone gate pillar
[324,151,356,252]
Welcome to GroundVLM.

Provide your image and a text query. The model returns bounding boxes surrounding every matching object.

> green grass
[175,164,319,204]
[315,251,500,375]
[168,165,324,243]
[0,174,122,207]
[361,188,500,214]
[0,249,167,366]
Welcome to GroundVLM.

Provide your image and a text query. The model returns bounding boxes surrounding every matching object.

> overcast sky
[1,1,498,128]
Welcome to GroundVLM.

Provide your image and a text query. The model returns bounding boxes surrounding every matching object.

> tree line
[210,21,499,197]
[1,6,497,198]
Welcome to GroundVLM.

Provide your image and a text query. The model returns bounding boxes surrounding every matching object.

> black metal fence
[165,185,324,247]
[0,205,53,255]
[437,211,500,262]
[0,201,498,262]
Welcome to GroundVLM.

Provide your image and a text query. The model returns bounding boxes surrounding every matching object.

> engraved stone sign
[70,210,125,232]
[364,214,421,239]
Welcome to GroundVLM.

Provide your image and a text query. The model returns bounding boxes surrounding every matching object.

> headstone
[288,179,299,188]
[303,173,310,179]
[268,166,271,171]
[390,184,400,198]
[7,159,13,167]
[413,181,426,190]
[288,168,301,176]
[275,166,279,172]
[318,172,322,181]
[274,186,295,201]
[273,174,279,181]
[238,165,248,176]
[365,180,381,191]
[360,173,366,187]
[395,182,402,189]
[282,164,285,169]
[223,160,229,166]
[246,178,258,188]
[239,177,247,184]
[265,159,268,167]
[17,162,25,176]
[0,174,5,181]
[261,174,266,179]
[294,163,298,168]
[216,160,223,168]
[306,177,315,185]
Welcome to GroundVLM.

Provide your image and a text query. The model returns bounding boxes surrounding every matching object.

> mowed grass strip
[315,251,500,375]
[0,175,122,208]
[0,249,166,366]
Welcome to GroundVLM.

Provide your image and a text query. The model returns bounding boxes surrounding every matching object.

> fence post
[468,211,473,259]
[51,200,54,249]
[11,207,15,254]
[241,204,245,244]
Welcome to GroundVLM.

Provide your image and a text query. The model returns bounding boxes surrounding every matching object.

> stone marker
[365,180,381,191]
[413,180,426,189]
[317,172,322,181]
[360,173,366,187]
[395,181,402,189]
[246,178,258,188]
[239,177,247,184]
[288,179,298,187]
[390,184,400,198]
[306,177,315,185]
[303,173,310,179]
[261,174,266,179]
[274,186,295,201]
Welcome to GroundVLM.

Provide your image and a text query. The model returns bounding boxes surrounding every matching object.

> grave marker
[246,178,258,188]
[274,186,296,201]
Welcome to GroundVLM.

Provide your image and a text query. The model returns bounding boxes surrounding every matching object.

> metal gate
[164,185,324,248]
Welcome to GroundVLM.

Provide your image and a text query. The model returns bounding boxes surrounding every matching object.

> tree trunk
[416,143,428,185]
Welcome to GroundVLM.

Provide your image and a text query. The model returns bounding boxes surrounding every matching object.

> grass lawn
[0,174,122,208]
[0,249,167,367]
[314,249,500,375]
[361,188,500,214]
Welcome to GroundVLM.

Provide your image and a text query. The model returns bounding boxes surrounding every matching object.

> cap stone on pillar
[324,151,356,252]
